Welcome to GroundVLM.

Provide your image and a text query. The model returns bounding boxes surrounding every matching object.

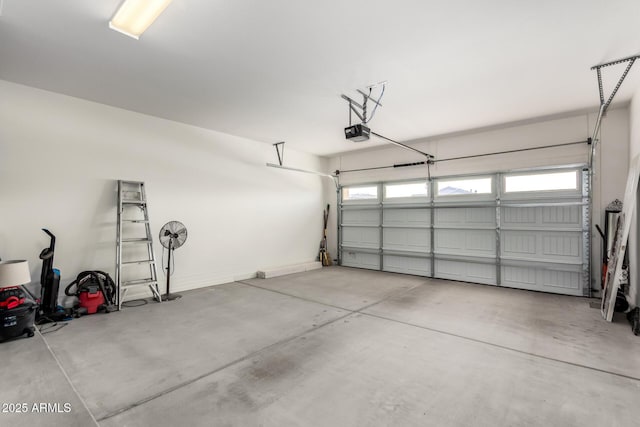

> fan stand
[162,236,182,301]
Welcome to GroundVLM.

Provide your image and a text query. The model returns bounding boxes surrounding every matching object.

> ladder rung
[122,279,157,287]
[122,220,149,223]
[122,260,155,266]
[122,200,147,205]
[122,238,152,243]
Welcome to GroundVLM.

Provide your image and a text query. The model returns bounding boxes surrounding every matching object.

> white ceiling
[1,1,640,156]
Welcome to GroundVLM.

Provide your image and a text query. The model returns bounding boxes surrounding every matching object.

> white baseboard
[257,261,322,279]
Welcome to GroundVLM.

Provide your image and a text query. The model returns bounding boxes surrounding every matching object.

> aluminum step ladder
[115,180,162,309]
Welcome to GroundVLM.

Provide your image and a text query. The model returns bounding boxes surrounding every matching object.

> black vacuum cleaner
[37,229,65,323]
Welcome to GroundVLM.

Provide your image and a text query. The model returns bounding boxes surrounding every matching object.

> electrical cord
[160,245,176,277]
[364,84,385,124]
[161,245,165,276]
[122,299,148,308]
[38,321,68,335]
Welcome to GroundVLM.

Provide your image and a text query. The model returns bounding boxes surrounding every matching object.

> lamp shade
[0,260,31,288]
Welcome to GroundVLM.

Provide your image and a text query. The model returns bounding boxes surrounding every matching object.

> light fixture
[109,0,174,40]
[0,260,31,289]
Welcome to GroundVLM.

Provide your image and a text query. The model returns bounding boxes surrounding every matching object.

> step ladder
[115,180,162,309]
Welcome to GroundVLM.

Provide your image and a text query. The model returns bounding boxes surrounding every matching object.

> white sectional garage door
[339,168,589,296]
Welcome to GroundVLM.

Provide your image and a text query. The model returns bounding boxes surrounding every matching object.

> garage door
[339,168,589,296]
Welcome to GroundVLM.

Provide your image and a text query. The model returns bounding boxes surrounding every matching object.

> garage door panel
[502,232,536,255]
[502,206,536,225]
[342,227,380,249]
[502,206,582,230]
[542,205,581,226]
[435,207,495,228]
[542,269,581,291]
[501,231,581,263]
[383,228,430,252]
[435,229,495,257]
[543,234,580,257]
[342,209,380,225]
[466,207,496,224]
[501,265,582,295]
[383,255,431,276]
[342,251,380,270]
[435,259,496,285]
[383,208,430,226]
[502,265,536,286]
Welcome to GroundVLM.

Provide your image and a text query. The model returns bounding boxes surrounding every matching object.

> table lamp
[0,260,32,289]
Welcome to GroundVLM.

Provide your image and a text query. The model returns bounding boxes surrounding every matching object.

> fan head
[159,221,188,249]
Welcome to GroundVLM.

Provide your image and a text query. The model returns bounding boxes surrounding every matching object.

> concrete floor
[1,266,639,426]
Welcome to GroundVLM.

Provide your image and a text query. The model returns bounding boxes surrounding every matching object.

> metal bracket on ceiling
[341,95,364,125]
[592,55,639,112]
[266,141,339,189]
[273,141,285,166]
[340,81,386,126]
[589,54,639,167]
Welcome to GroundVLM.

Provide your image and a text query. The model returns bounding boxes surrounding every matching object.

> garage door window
[384,181,428,199]
[342,185,378,201]
[504,171,578,193]
[437,177,492,196]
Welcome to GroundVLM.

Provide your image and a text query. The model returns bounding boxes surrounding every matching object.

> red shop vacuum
[65,271,117,315]
[0,285,36,342]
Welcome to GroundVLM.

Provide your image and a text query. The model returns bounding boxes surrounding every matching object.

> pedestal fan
[159,221,188,301]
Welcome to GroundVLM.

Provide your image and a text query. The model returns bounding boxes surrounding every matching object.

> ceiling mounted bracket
[340,81,386,126]
[273,142,285,166]
[341,95,365,125]
[589,54,639,168]
[592,54,638,113]
[266,141,338,190]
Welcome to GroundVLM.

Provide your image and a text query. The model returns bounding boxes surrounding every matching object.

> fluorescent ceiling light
[109,0,173,40]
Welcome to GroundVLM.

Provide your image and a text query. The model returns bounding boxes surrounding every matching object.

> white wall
[0,80,327,302]
[326,108,630,293]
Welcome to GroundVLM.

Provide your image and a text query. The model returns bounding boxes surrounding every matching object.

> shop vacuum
[0,281,36,342]
[65,271,117,315]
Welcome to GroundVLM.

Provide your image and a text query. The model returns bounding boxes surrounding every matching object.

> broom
[320,204,332,266]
